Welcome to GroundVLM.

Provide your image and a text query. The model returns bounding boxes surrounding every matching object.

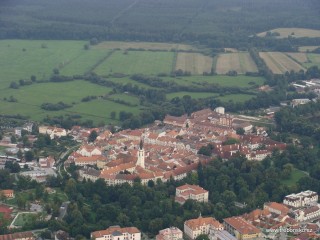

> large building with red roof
[184,216,223,239]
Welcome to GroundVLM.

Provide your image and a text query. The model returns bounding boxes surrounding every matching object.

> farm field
[0,80,141,124]
[165,75,264,88]
[175,52,213,75]
[257,28,320,38]
[298,46,320,52]
[93,50,174,75]
[285,52,309,63]
[285,53,320,68]
[70,99,142,123]
[0,40,88,89]
[304,54,320,68]
[94,41,195,51]
[215,52,258,74]
[166,92,219,100]
[59,50,110,76]
[259,52,306,74]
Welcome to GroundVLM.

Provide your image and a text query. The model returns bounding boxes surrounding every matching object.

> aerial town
[0,104,320,239]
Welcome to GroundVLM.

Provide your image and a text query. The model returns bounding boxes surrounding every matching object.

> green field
[281,168,308,187]
[108,93,140,105]
[94,50,174,76]
[167,92,219,99]
[0,40,266,125]
[12,212,37,227]
[304,54,320,68]
[70,99,142,123]
[0,40,89,89]
[165,75,264,88]
[0,80,141,124]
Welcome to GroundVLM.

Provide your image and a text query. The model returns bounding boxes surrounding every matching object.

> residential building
[91,226,141,240]
[291,98,311,107]
[223,217,262,240]
[0,189,14,198]
[290,205,320,222]
[156,227,183,240]
[184,216,223,239]
[263,202,289,215]
[39,156,55,168]
[283,190,318,208]
[175,184,209,204]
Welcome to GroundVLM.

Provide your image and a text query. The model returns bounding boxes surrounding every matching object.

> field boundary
[171,51,178,73]
[285,53,303,65]
[86,49,115,75]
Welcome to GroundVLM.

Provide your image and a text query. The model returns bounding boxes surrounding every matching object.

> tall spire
[139,139,143,150]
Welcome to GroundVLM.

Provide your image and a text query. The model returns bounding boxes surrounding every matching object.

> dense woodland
[1,0,320,49]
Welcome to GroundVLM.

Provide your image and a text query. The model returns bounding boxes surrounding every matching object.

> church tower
[136,139,145,168]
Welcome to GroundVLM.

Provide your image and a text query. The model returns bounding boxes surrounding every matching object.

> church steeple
[136,139,145,168]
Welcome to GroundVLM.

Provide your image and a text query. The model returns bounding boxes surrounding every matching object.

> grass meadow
[0,40,88,89]
[0,80,141,124]
[0,40,266,125]
[94,50,175,76]
[281,168,308,187]
[164,75,264,88]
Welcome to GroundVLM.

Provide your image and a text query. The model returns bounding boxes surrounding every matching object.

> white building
[77,145,102,157]
[283,190,318,208]
[184,216,223,240]
[291,98,311,107]
[291,205,320,222]
[156,227,183,240]
[91,226,141,240]
[175,184,209,204]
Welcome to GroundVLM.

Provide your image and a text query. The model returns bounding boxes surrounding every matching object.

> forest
[1,0,320,49]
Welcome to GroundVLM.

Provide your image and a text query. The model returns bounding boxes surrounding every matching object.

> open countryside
[299,46,320,52]
[215,52,258,74]
[93,41,195,51]
[93,50,174,76]
[259,52,306,74]
[257,28,320,38]
[175,52,213,75]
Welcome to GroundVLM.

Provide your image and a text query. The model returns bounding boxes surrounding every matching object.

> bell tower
[136,139,145,168]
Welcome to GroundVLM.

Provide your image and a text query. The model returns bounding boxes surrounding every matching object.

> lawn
[94,50,175,75]
[12,212,37,227]
[281,168,308,187]
[0,40,88,89]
